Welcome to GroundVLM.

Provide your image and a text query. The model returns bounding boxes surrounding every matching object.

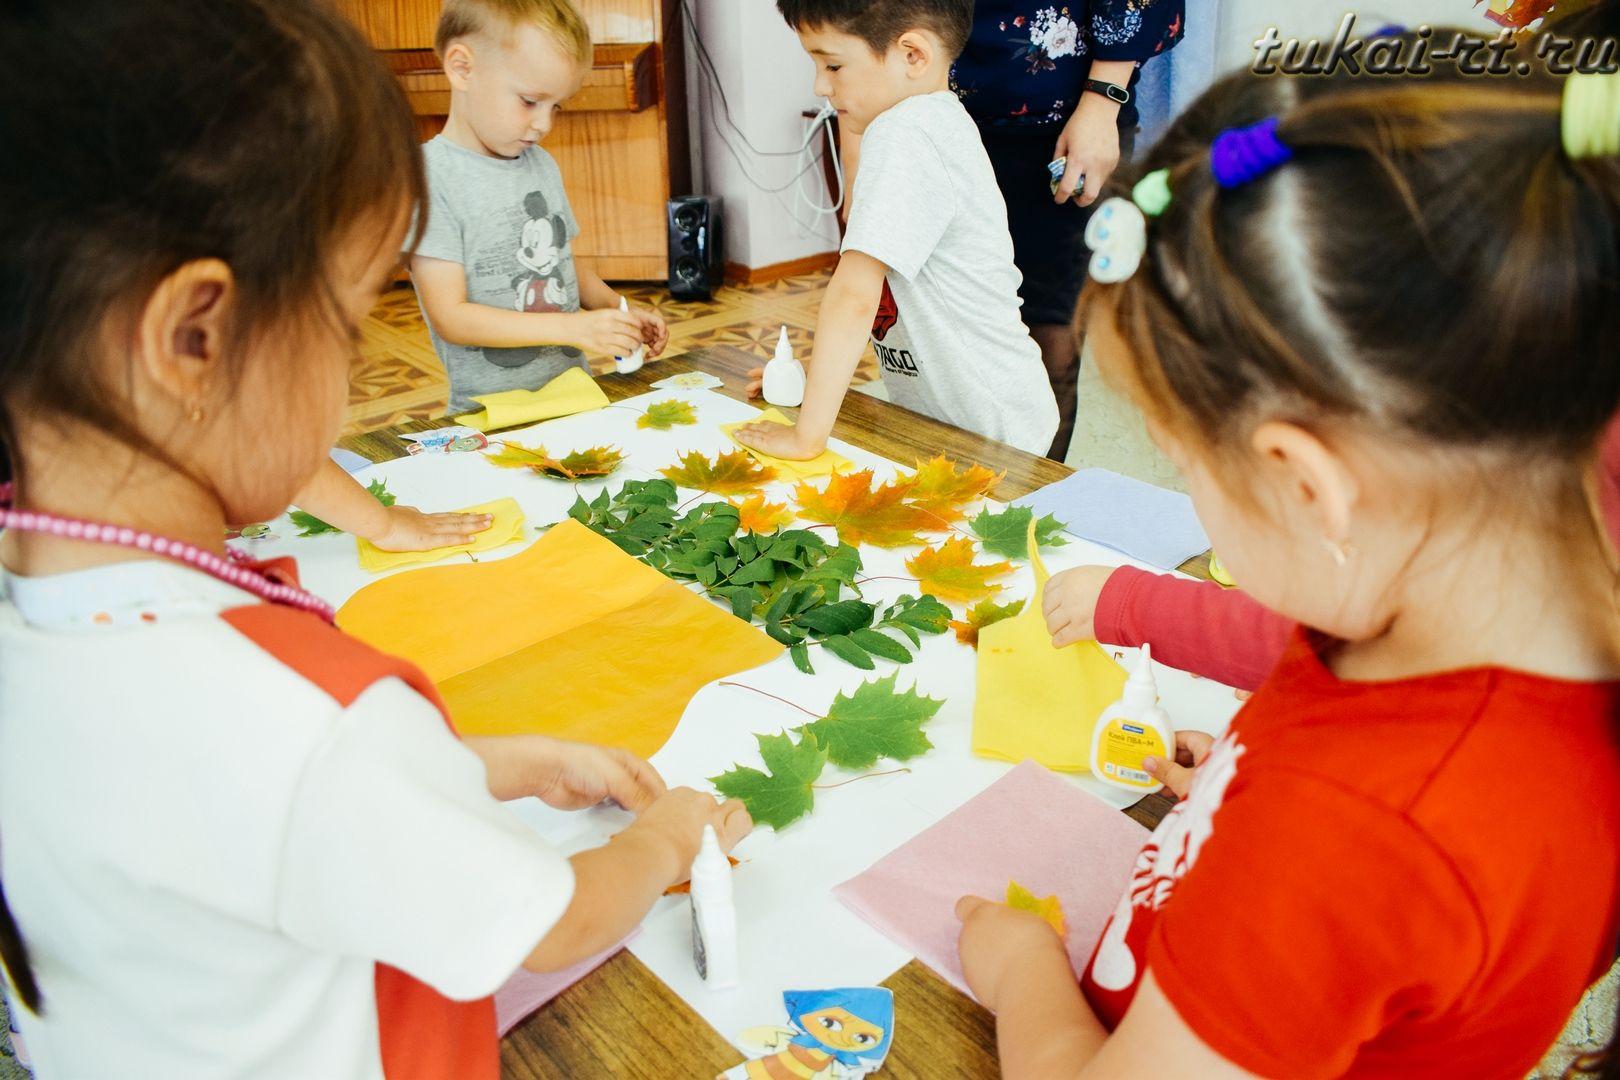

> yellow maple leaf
[1006,880,1067,938]
[904,536,1013,602]
[902,456,1003,523]
[793,469,940,548]
[661,449,777,494]
[948,597,1026,648]
[730,493,795,534]
[485,441,623,481]
[637,400,699,430]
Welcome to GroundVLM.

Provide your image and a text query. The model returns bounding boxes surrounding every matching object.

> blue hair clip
[1210,116,1293,188]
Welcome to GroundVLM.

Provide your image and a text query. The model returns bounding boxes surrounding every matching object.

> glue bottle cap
[773,325,792,365]
[1122,643,1158,709]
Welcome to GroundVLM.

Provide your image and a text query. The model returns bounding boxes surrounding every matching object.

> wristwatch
[1083,78,1131,106]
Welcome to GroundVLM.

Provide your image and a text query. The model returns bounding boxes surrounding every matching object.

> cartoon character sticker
[512,190,569,314]
[720,988,895,1080]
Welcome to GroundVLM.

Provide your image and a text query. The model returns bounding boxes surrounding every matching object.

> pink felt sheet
[493,934,636,1035]
[833,760,1148,998]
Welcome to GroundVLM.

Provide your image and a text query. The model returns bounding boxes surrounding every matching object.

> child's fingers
[1142,754,1194,799]
[1177,729,1216,766]
[954,895,992,922]
[716,798,753,849]
[608,750,666,811]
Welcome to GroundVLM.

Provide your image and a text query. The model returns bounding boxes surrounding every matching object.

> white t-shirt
[0,559,573,1079]
[842,91,1060,455]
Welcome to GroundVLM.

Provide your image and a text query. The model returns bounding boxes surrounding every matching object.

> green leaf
[820,633,876,670]
[796,600,876,637]
[880,594,952,636]
[799,672,943,769]
[288,477,395,536]
[638,399,700,430]
[969,505,1069,560]
[789,642,814,675]
[710,730,828,830]
[849,627,913,663]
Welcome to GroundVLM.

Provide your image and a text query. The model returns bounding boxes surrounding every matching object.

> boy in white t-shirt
[734,0,1058,458]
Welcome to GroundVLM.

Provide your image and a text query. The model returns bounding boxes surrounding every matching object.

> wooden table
[341,344,1192,1079]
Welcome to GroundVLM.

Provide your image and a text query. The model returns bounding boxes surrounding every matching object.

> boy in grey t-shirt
[411,0,667,414]
[735,0,1057,458]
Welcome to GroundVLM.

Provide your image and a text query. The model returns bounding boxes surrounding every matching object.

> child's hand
[631,306,669,357]
[571,308,644,356]
[955,895,1068,1011]
[628,788,753,886]
[733,419,825,460]
[746,366,764,398]
[1043,565,1116,647]
[528,739,668,812]
[1142,730,1216,800]
[367,504,493,552]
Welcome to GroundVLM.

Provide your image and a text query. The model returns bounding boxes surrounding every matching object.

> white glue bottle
[689,824,739,990]
[1089,643,1175,793]
[761,325,805,407]
[613,296,646,374]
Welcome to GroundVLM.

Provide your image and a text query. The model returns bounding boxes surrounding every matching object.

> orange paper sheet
[972,524,1127,771]
[721,408,854,479]
[337,519,783,756]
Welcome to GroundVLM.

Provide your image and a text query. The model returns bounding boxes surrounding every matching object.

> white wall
[683,0,841,272]
[1213,2,1501,76]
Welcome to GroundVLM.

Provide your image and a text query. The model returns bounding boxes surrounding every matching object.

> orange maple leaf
[661,449,778,495]
[901,456,1002,523]
[905,536,1013,603]
[793,469,940,548]
[948,597,1027,648]
[485,442,624,481]
[730,493,795,534]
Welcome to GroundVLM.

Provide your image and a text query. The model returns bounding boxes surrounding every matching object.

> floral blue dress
[953,1,1186,128]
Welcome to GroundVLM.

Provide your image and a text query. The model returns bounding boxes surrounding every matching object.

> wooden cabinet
[334,0,689,282]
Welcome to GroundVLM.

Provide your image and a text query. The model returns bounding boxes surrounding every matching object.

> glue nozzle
[1123,643,1158,708]
[773,325,792,364]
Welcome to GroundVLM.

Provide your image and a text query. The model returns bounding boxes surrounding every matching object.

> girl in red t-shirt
[954,49,1620,1080]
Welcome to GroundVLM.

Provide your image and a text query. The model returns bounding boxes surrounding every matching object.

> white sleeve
[840,119,956,280]
[275,677,574,1001]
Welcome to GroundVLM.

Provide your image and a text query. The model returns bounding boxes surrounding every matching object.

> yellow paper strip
[721,408,854,480]
[971,522,1127,771]
[338,520,783,757]
[355,497,528,574]
[455,367,610,433]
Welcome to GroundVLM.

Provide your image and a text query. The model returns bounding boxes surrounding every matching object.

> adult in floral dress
[953,2,1184,459]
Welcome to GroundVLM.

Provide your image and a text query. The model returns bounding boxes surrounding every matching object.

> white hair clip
[1085,197,1148,284]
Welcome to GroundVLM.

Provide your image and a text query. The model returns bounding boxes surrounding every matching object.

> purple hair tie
[1210,116,1293,188]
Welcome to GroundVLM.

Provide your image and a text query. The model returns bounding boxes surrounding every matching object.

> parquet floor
[343,270,878,437]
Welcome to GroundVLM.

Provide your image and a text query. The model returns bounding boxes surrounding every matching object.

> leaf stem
[854,575,922,587]
[717,681,822,719]
[813,767,912,790]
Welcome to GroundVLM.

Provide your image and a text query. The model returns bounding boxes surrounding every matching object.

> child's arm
[576,265,668,357]
[1045,565,1294,691]
[411,254,644,359]
[524,788,751,971]
[732,250,887,460]
[955,900,1255,1079]
[290,457,492,552]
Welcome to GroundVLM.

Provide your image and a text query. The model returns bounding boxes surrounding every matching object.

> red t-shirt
[1080,629,1620,1079]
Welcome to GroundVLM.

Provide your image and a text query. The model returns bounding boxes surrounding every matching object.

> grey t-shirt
[415,135,588,412]
[842,92,1059,455]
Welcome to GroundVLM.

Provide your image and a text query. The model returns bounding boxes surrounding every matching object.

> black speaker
[667,195,723,302]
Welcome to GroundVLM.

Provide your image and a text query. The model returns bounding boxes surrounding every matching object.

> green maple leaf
[637,400,699,430]
[710,730,828,830]
[969,505,1069,559]
[798,672,943,770]
[288,478,395,537]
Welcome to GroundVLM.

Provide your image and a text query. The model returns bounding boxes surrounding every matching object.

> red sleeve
[1144,775,1484,1079]
[1092,568,1294,691]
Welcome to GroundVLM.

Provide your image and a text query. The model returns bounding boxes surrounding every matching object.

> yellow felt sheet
[454,367,610,432]
[355,497,528,574]
[336,519,783,757]
[972,525,1127,771]
[721,408,854,480]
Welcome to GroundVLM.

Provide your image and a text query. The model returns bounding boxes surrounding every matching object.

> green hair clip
[1131,168,1172,216]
